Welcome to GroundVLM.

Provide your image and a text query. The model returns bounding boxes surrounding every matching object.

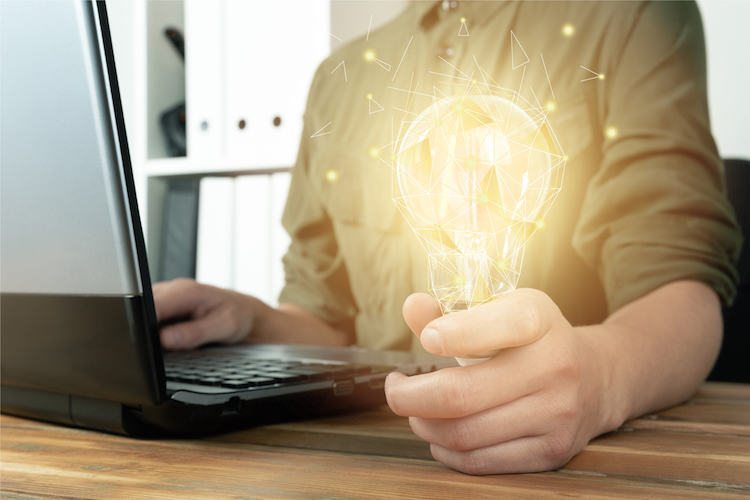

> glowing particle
[454,102,463,112]
[563,155,569,162]
[496,260,508,270]
[458,17,470,36]
[466,158,477,169]
[561,23,576,37]
[363,49,376,62]
[535,220,546,230]
[366,93,373,100]
[471,78,478,85]
[479,194,489,204]
[368,146,380,158]
[545,100,557,112]
[605,126,619,139]
[325,169,339,183]
[598,73,606,80]
[454,275,466,286]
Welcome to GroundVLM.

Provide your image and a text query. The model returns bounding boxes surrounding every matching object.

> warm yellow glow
[598,73,606,80]
[535,220,546,230]
[366,93,373,100]
[392,91,565,315]
[460,17,466,23]
[563,155,569,162]
[561,23,576,37]
[545,100,557,112]
[605,126,619,139]
[363,49,376,62]
[368,146,380,158]
[325,168,339,183]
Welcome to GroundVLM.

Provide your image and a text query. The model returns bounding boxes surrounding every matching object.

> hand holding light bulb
[393,87,565,364]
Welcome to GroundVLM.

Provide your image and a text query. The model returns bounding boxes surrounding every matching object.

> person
[154,1,742,475]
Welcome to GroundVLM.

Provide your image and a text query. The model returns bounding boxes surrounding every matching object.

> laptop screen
[1,0,142,295]
[0,0,165,407]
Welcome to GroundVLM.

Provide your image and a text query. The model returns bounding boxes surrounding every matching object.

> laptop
[0,0,450,436]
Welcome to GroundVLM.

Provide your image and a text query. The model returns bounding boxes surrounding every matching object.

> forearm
[246,298,352,347]
[585,280,722,429]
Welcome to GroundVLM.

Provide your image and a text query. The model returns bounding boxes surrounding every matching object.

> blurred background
[105,0,750,306]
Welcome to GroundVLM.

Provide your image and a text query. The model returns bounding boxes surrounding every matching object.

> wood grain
[2,382,749,499]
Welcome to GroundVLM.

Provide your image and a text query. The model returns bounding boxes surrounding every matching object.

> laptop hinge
[1,385,145,435]
[70,395,140,435]
[1,385,73,426]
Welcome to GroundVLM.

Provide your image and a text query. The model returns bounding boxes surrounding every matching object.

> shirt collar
[416,1,511,31]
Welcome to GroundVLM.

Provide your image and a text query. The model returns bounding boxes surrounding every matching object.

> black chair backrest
[708,158,750,383]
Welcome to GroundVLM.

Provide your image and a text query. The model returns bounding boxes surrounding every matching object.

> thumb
[402,293,442,339]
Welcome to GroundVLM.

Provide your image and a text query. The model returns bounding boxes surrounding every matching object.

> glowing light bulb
[393,88,565,364]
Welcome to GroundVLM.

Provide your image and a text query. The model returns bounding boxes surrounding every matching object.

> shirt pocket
[310,147,403,233]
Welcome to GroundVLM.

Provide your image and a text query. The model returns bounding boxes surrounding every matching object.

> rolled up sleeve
[573,1,742,313]
[277,71,358,333]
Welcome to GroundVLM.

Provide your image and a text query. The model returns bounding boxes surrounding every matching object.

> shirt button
[442,0,458,10]
[436,45,455,58]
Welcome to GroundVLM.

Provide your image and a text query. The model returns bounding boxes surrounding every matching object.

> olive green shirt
[279,1,741,351]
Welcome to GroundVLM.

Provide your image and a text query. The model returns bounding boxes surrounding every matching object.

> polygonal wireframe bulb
[393,88,565,365]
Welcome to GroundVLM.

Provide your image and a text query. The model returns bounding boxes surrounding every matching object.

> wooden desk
[2,382,749,499]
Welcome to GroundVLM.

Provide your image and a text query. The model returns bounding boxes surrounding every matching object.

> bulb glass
[393,88,565,314]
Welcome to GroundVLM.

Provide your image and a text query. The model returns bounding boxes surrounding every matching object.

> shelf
[144,157,292,178]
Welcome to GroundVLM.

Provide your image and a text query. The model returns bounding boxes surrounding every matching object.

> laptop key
[194,376,223,386]
[246,377,276,387]
[220,380,252,389]
[283,367,333,382]
[254,371,304,383]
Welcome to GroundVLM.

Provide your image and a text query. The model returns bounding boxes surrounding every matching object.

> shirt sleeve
[572,0,742,313]
[277,70,358,335]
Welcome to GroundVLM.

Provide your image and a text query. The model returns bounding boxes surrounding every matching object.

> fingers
[429,432,579,475]
[153,278,253,351]
[402,293,442,338]
[420,288,560,357]
[407,395,551,452]
[160,305,241,350]
[152,278,211,322]
[385,353,544,419]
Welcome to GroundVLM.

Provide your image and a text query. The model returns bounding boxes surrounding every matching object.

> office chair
[708,158,750,383]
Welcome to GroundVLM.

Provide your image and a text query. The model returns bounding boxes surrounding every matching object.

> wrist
[242,294,272,343]
[576,324,633,435]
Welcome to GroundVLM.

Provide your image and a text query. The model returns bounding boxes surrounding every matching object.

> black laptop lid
[0,1,165,406]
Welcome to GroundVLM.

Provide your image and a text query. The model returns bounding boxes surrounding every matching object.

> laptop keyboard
[164,351,395,390]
